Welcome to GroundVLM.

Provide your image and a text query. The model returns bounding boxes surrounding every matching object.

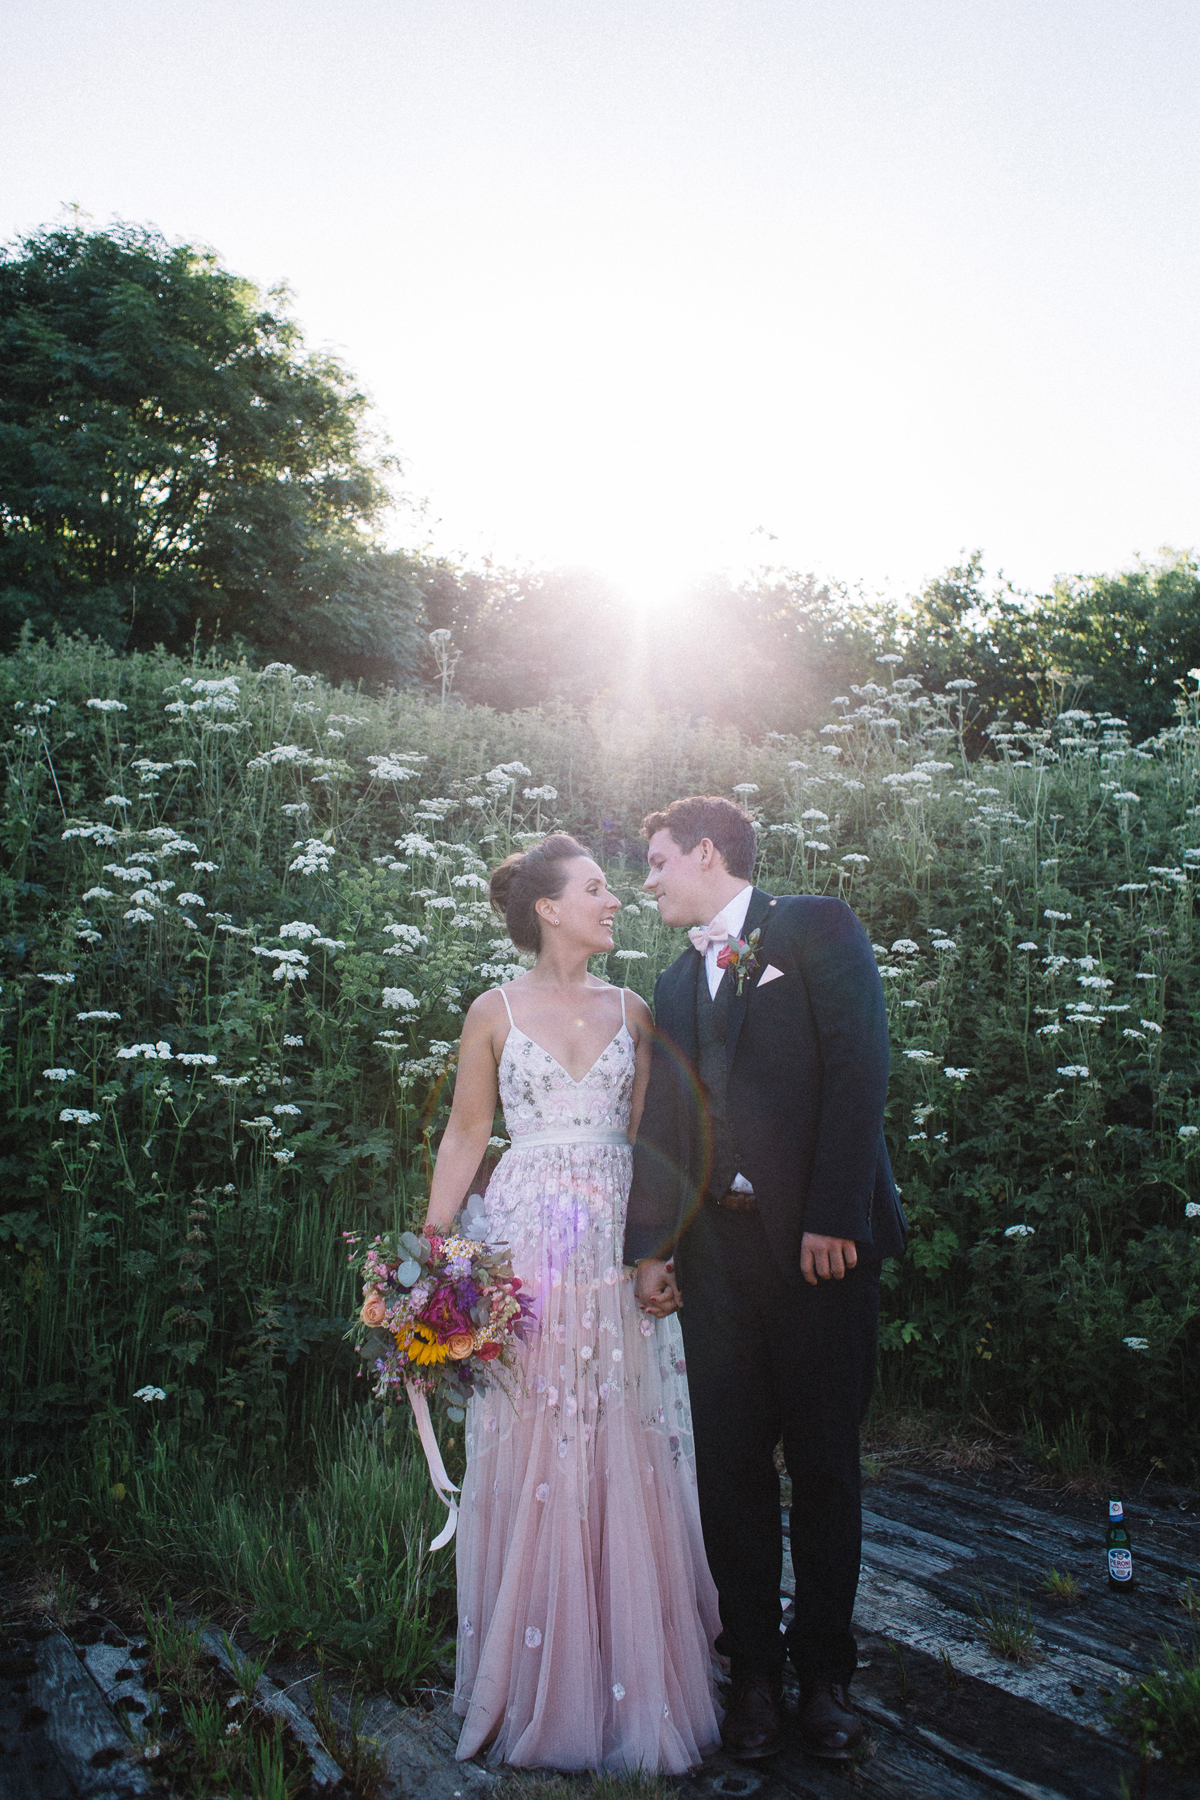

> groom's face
[643,829,712,928]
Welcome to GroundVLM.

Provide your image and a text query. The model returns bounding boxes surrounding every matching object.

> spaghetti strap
[497,986,516,1027]
[619,986,627,1028]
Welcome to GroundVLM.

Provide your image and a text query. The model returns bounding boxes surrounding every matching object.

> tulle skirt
[453,1140,722,1771]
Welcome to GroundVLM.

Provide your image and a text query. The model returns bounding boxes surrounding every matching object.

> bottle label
[1109,1549,1133,1582]
[1109,1500,1123,1521]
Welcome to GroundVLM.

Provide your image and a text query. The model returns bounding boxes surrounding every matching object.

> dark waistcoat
[695,963,744,1199]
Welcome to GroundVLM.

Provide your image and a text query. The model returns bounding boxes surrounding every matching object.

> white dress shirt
[701,884,753,999]
[698,883,755,1194]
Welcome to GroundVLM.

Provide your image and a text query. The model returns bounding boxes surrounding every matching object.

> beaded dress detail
[454,987,721,1772]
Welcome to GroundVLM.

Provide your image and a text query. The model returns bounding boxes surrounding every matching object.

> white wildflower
[289,839,335,875]
[78,1010,121,1022]
[176,1053,218,1067]
[283,1034,304,1047]
[1178,1126,1199,1139]
[613,949,648,960]
[382,987,420,1011]
[841,853,870,865]
[801,809,829,822]
[523,785,559,801]
[1004,1224,1035,1238]
[943,1067,972,1081]
[903,1049,936,1063]
[42,1068,76,1081]
[1044,909,1071,922]
[87,698,128,712]
[731,783,759,796]
[39,972,75,985]
[1057,1065,1089,1078]
[133,1385,166,1402]
[59,1109,101,1124]
[1186,1202,1200,1216]
[368,755,419,781]
[1122,1337,1149,1352]
[272,1104,302,1116]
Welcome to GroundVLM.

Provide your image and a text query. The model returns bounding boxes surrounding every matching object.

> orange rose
[361,1291,388,1327]
[445,1331,475,1360]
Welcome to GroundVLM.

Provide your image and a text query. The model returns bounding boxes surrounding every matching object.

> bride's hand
[634,1257,681,1317]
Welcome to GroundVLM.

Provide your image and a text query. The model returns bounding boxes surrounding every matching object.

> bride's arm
[422,993,502,1235]
[624,990,655,1143]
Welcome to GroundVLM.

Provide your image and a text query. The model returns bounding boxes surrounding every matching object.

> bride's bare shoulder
[621,988,653,1033]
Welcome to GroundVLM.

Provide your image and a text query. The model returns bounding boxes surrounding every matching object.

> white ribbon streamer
[406,1380,460,1550]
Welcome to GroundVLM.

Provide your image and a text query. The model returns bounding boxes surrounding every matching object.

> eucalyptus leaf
[399,1231,424,1259]
[396,1258,422,1286]
[446,1405,466,1422]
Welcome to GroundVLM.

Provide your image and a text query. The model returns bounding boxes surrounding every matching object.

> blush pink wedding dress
[453,987,722,1771]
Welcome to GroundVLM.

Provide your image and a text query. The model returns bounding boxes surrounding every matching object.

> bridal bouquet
[342,1199,533,1548]
[342,1198,532,1424]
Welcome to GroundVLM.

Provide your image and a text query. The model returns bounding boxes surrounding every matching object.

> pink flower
[423,1281,472,1342]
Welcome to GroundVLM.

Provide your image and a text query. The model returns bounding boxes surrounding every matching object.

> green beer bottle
[1106,1497,1133,1591]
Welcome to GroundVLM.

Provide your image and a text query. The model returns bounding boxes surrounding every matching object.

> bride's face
[536,857,620,954]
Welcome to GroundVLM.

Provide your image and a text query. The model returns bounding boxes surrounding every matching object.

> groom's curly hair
[641,796,756,879]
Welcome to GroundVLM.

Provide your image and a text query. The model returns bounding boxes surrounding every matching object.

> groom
[624,796,905,1762]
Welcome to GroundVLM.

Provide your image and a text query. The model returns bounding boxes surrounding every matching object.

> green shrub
[3,629,1200,1541]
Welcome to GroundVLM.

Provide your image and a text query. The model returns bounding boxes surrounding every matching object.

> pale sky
[3,1,1198,608]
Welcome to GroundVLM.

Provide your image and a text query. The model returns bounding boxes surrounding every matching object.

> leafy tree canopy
[0,219,423,684]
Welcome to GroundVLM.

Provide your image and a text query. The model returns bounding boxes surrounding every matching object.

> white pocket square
[756,963,785,987]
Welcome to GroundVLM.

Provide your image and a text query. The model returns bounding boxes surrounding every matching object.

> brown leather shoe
[797,1681,864,1761]
[721,1671,784,1759]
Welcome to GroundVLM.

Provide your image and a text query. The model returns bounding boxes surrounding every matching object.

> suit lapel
[724,886,776,1075]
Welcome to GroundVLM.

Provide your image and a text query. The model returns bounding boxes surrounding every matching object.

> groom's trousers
[674,1199,880,1689]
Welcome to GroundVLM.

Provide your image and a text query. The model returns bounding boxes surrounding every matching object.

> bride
[420,833,722,1772]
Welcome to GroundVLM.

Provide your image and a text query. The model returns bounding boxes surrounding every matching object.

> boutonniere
[717,927,762,996]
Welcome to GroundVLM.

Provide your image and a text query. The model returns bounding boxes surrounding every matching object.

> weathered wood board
[1,1465,1196,1798]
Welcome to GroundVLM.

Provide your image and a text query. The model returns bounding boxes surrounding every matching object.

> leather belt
[710,1187,758,1213]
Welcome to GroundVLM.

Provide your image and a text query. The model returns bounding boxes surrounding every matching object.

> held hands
[800,1232,858,1285]
[634,1257,682,1317]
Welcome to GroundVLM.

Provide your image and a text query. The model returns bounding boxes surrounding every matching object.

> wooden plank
[79,1640,155,1744]
[198,1623,345,1791]
[0,1632,76,1800]
[25,1630,151,1798]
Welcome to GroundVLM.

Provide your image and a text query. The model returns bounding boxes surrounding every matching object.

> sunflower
[405,1322,449,1366]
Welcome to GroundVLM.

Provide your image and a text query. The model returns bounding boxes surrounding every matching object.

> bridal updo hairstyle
[489,834,589,953]
[641,795,756,878]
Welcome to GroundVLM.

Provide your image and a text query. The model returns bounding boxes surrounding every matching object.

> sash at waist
[505,1125,631,1149]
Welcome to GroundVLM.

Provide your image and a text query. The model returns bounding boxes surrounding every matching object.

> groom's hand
[635,1257,681,1316]
[800,1233,858,1285]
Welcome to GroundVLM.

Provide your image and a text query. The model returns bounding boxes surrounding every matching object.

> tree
[0,220,423,684]
[1043,551,1200,740]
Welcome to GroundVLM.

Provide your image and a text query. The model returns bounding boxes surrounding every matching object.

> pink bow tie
[688,925,730,956]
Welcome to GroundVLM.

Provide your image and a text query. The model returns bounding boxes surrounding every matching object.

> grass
[1109,1641,1200,1771]
[1040,1567,1084,1605]
[9,1406,454,1689]
[972,1583,1040,1666]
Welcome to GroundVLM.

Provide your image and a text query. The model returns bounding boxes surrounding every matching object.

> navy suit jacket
[623,888,907,1275]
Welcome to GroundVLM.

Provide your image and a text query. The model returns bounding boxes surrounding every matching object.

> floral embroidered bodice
[498,1017,635,1144]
